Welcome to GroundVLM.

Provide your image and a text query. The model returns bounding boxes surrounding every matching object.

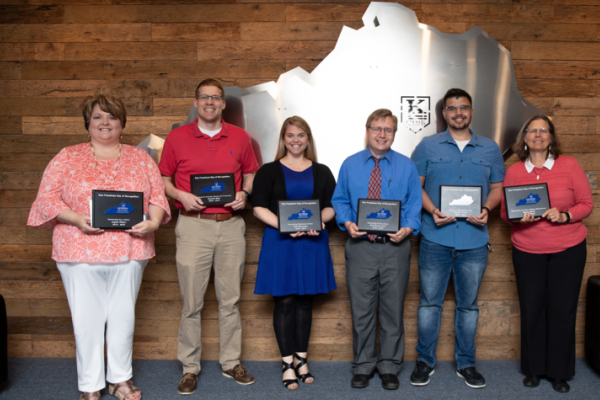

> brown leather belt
[180,209,235,221]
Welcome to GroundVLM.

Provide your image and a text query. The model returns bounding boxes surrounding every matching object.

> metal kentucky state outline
[173,1,542,179]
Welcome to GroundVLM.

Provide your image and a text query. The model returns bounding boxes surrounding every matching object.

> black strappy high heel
[282,360,299,390]
[294,353,315,383]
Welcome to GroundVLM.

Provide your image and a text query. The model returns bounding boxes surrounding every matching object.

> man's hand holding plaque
[356,199,402,234]
[190,173,236,206]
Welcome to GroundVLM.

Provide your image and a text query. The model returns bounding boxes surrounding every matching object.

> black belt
[369,235,391,244]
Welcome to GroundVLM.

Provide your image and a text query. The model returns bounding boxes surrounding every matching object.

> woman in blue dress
[253,116,337,390]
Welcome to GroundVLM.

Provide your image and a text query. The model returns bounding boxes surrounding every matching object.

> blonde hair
[274,116,318,162]
[81,89,127,130]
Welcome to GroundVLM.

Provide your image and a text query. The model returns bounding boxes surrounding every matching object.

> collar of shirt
[438,129,482,149]
[525,154,555,173]
[192,118,228,139]
[362,147,394,165]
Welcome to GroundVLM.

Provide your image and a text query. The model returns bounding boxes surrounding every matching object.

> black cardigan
[251,160,336,215]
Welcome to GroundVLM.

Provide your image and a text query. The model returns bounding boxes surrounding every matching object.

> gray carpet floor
[1,358,599,399]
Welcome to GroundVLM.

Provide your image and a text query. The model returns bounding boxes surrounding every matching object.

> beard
[446,114,471,130]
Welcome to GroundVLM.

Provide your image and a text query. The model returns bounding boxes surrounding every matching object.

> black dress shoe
[380,374,399,390]
[549,378,570,393]
[351,373,373,389]
[523,374,540,387]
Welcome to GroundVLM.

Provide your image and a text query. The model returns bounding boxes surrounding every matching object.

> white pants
[57,260,147,392]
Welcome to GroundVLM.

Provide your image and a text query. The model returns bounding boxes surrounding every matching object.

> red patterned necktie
[367,158,381,241]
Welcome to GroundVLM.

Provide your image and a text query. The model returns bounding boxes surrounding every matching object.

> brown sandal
[79,392,101,400]
[108,380,142,400]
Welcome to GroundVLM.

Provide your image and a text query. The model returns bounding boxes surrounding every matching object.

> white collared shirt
[525,154,554,173]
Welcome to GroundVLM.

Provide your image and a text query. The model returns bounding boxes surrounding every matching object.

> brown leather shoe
[222,364,255,385]
[178,373,198,395]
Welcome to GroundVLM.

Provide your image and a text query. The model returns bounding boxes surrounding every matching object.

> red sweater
[501,155,593,254]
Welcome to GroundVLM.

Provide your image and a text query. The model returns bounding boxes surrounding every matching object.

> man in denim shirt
[332,109,422,390]
[410,89,505,388]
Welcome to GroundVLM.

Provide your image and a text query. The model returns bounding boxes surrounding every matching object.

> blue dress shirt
[332,148,422,237]
[411,129,505,250]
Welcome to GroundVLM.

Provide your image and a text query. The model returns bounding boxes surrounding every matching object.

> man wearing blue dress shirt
[409,88,505,389]
[332,109,422,390]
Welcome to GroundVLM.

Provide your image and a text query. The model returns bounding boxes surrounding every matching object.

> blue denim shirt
[332,148,422,237]
[411,129,505,250]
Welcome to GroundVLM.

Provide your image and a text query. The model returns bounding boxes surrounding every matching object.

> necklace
[532,166,544,180]
[90,143,122,185]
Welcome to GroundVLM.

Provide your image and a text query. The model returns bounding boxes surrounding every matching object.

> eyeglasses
[196,94,223,102]
[369,127,394,135]
[526,128,549,134]
[445,105,471,113]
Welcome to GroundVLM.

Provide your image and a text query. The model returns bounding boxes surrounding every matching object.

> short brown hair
[513,114,561,162]
[81,89,127,130]
[195,78,225,99]
[274,116,318,162]
[365,109,398,132]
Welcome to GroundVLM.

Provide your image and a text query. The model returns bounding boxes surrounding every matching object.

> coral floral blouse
[27,143,171,263]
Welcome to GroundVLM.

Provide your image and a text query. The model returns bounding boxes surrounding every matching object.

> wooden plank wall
[1,0,599,362]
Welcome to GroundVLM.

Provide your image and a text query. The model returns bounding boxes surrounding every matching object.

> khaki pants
[175,213,246,373]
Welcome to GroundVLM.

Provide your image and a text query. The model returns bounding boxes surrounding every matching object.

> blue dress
[254,164,337,296]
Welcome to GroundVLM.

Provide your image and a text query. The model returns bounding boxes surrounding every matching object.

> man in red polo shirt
[160,79,259,395]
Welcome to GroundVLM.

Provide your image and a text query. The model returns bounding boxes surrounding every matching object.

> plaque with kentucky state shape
[91,190,144,229]
[440,185,482,219]
[503,183,551,221]
[190,173,236,206]
[278,200,322,234]
[357,199,401,234]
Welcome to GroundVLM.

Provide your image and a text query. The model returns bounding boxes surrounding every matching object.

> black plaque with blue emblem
[356,199,401,234]
[91,190,144,229]
[190,173,236,206]
[278,200,322,234]
[503,183,551,221]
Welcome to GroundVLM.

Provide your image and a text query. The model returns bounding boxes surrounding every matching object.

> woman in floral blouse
[28,90,171,400]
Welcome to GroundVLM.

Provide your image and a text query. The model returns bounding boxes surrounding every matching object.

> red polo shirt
[159,119,259,213]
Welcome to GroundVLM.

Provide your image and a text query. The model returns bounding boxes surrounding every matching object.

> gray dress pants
[345,237,411,375]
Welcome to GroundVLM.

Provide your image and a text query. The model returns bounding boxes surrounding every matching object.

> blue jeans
[415,238,488,369]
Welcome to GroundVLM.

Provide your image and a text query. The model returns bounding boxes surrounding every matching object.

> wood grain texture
[0,62,21,80]
[514,60,600,80]
[0,5,63,24]
[22,116,180,135]
[516,79,596,97]
[0,24,151,43]
[198,40,336,60]
[63,4,285,24]
[151,23,241,42]
[64,42,197,61]
[0,116,22,134]
[0,43,64,61]
[3,0,600,363]
[471,23,597,42]
[241,22,363,41]
[513,41,600,61]
[554,5,600,24]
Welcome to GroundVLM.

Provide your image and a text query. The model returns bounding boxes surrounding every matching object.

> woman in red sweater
[501,115,593,393]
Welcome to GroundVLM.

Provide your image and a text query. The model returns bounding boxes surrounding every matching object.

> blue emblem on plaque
[367,208,391,219]
[516,193,541,206]
[201,181,226,193]
[288,208,313,220]
[105,202,134,215]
